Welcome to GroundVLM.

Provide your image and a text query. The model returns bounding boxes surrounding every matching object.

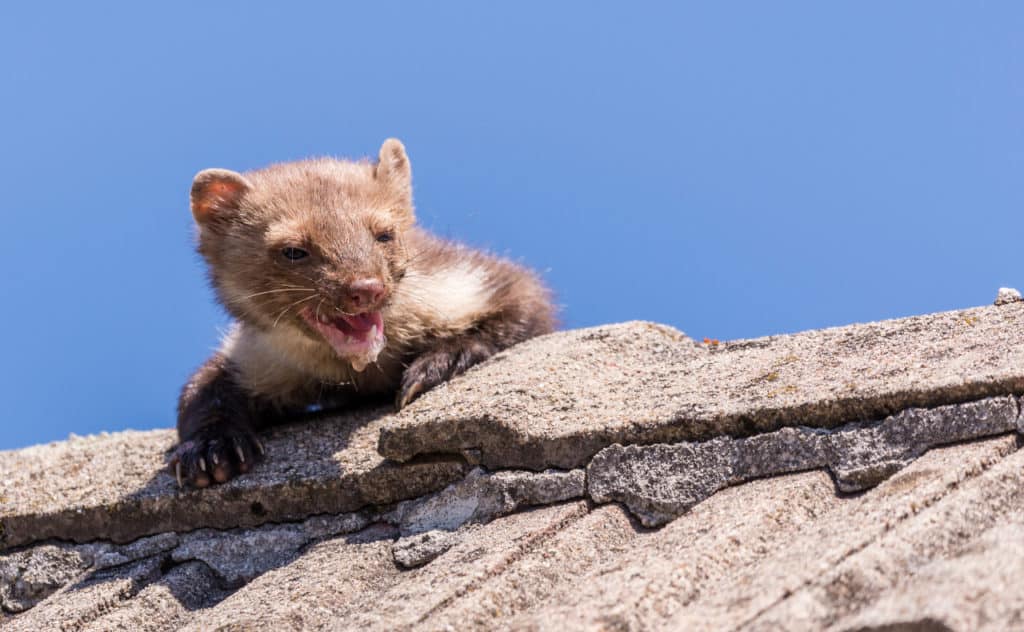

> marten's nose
[346,278,385,310]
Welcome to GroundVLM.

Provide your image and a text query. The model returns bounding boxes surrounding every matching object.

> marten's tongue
[337,312,380,333]
[302,310,386,372]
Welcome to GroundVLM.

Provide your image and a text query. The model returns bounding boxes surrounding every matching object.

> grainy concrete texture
[587,396,1019,526]
[381,302,1024,469]
[0,406,467,549]
[2,298,1023,631]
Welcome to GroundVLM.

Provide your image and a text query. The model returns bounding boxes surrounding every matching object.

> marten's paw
[169,425,265,489]
[397,340,495,410]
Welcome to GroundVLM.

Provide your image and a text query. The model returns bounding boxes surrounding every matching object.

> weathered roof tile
[380,303,1024,469]
[3,300,1024,630]
[0,407,465,549]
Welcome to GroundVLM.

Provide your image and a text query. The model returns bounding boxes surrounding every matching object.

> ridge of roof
[4,300,1024,550]
[3,295,1023,630]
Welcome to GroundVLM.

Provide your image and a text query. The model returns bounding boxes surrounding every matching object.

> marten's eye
[375,231,394,244]
[281,247,309,261]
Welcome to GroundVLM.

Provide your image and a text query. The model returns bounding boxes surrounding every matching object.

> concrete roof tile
[3,299,1023,630]
[0,407,466,549]
[380,303,1024,470]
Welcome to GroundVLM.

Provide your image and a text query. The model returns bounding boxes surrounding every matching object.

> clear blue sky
[1,3,1021,450]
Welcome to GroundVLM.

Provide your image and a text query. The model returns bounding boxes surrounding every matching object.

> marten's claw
[396,381,424,410]
[169,426,264,488]
[169,439,211,488]
[398,340,496,410]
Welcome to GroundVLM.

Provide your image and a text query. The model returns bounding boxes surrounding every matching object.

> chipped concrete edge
[0,458,470,551]
[587,395,1024,527]
[377,382,1024,471]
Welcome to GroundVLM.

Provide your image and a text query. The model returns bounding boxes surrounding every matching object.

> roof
[3,294,1023,631]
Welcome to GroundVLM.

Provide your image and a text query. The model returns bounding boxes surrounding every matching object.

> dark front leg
[397,337,496,409]
[171,353,270,488]
[397,309,554,409]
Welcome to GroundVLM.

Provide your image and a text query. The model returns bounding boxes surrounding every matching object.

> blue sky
[1,3,1021,450]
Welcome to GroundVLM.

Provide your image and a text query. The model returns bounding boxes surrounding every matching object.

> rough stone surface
[670,436,1020,631]
[0,533,182,614]
[831,521,1024,632]
[0,543,98,613]
[426,503,644,629]
[91,533,181,571]
[178,523,400,632]
[738,438,1024,632]
[171,526,310,588]
[520,435,1019,631]
[336,503,592,631]
[78,561,225,632]
[388,466,586,536]
[3,557,164,632]
[995,286,1023,305]
[392,529,463,569]
[588,396,1020,525]
[0,406,466,549]
[178,505,587,631]
[508,470,842,631]
[169,508,371,586]
[381,303,1024,469]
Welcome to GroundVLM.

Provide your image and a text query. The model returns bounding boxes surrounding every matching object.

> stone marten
[171,139,555,488]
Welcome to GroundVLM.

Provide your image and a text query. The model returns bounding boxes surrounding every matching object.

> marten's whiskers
[272,294,318,328]
[315,298,326,324]
[241,287,312,301]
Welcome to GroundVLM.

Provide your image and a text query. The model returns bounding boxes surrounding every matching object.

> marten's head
[190,139,414,370]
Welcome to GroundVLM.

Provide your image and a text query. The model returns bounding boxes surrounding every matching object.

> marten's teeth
[370,324,378,340]
[350,357,368,372]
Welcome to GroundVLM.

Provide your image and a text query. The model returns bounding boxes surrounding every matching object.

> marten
[171,139,555,488]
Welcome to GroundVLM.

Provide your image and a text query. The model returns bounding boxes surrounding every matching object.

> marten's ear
[190,169,251,225]
[375,138,412,195]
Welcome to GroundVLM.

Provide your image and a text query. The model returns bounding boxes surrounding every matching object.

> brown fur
[172,139,556,487]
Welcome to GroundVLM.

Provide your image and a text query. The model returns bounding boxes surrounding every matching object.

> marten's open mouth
[301,309,386,371]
